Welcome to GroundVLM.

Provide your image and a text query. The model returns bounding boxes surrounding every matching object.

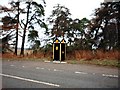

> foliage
[28,30,40,50]
[71,18,90,50]
[0,2,22,55]
[0,15,18,53]
[28,30,39,42]
[46,4,72,39]
[88,1,120,50]
[1,32,14,53]
[1,16,18,30]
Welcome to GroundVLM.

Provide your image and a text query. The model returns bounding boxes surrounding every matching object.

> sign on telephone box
[53,38,66,61]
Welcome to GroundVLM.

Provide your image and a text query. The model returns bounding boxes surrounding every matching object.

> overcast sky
[1,0,104,19]
[42,0,104,19]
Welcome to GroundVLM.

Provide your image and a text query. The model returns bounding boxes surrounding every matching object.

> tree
[46,4,72,40]
[88,1,120,51]
[0,0,47,56]
[46,4,90,51]
[0,5,18,54]
[72,18,91,50]
[9,1,20,55]
[19,1,47,56]
[12,2,20,55]
[0,2,23,55]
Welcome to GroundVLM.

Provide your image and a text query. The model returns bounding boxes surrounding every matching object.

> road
[1,60,119,88]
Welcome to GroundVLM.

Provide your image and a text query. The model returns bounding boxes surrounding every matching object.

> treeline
[45,2,120,51]
[0,1,120,57]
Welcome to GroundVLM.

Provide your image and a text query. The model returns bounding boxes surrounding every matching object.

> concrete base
[44,61,51,63]
[53,61,61,63]
[53,61,67,64]
[44,60,67,64]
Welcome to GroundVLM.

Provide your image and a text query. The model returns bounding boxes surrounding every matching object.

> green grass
[67,59,119,68]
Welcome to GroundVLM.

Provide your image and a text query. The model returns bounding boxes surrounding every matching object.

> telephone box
[60,39,66,61]
[53,38,66,61]
[53,38,60,61]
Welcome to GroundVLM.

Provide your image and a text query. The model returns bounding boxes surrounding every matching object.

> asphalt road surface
[1,60,119,88]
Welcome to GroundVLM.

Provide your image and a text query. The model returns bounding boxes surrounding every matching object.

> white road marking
[0,73,60,87]
[36,67,40,69]
[10,65,14,66]
[102,74,118,78]
[75,71,88,74]
[41,68,44,69]
[53,69,57,71]
[22,66,25,68]
[53,69,62,72]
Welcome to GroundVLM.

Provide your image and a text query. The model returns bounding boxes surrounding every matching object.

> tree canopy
[88,1,120,50]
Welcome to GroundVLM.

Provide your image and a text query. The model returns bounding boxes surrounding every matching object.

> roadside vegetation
[2,50,120,68]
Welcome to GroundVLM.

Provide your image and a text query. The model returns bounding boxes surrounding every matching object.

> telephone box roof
[53,37,60,43]
[61,38,66,43]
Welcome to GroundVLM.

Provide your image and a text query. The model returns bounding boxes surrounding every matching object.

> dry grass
[73,50,93,60]
[1,50,119,60]
[71,50,119,60]
[1,51,52,61]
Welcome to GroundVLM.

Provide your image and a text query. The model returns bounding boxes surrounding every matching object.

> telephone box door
[54,43,60,61]
[61,43,65,61]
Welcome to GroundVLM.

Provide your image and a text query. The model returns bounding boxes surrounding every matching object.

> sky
[1,0,104,19]
[1,0,104,48]
[44,0,104,19]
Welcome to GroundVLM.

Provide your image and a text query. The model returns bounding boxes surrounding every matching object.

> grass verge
[1,53,119,68]
[66,59,119,68]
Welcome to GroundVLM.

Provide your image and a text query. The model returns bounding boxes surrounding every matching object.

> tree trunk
[117,5,120,50]
[20,3,30,56]
[14,2,20,55]
[20,27,26,56]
